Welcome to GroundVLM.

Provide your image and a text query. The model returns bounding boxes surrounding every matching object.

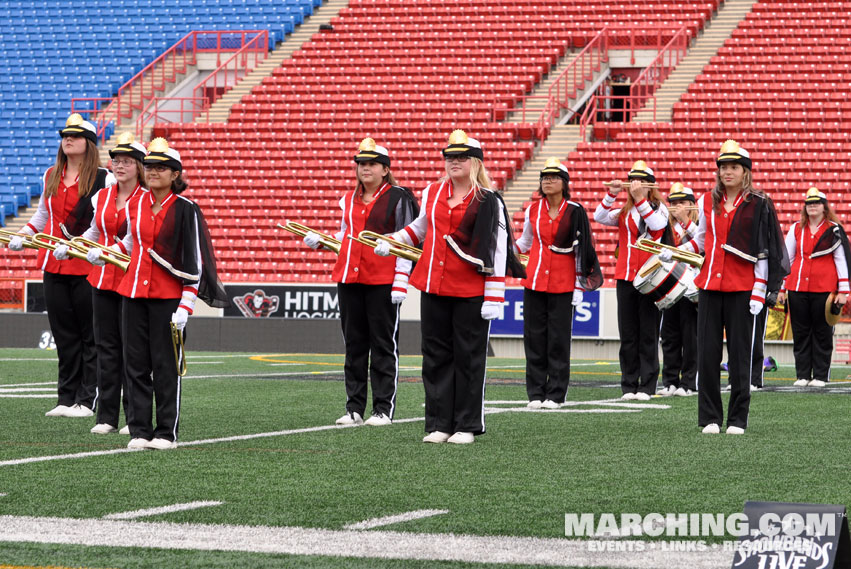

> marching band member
[305,138,418,427]
[376,130,525,444]
[593,161,668,401]
[7,114,115,418]
[515,158,602,409]
[658,183,699,397]
[776,187,850,387]
[54,133,146,434]
[670,140,788,434]
[95,138,227,449]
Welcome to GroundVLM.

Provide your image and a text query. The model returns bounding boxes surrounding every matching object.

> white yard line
[103,501,224,520]
[0,515,733,569]
[0,381,55,387]
[343,509,449,530]
[0,387,55,392]
[0,358,57,362]
[187,371,345,379]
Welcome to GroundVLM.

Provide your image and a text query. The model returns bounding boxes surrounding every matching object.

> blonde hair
[45,139,101,198]
[441,157,493,198]
[668,202,699,225]
[711,169,761,213]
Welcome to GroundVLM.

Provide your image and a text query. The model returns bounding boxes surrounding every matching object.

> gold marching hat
[628,160,656,183]
[143,137,182,171]
[716,139,752,170]
[353,137,390,166]
[540,157,569,183]
[667,182,695,202]
[59,113,98,144]
[826,292,844,326]
[442,129,483,160]
[109,132,147,161]
[804,186,827,203]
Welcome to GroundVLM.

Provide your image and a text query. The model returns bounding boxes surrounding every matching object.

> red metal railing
[579,95,648,139]
[630,26,689,116]
[607,25,688,65]
[71,31,267,143]
[193,30,268,108]
[136,97,209,141]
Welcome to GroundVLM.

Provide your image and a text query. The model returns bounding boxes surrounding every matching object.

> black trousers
[616,279,661,395]
[697,290,761,430]
[523,288,574,403]
[788,291,833,381]
[92,288,131,427]
[43,272,97,409]
[122,297,181,441]
[337,283,400,418]
[421,293,489,436]
[749,307,768,387]
[660,297,697,390]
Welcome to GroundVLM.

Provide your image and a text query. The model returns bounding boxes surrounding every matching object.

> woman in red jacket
[97,138,227,449]
[55,133,147,434]
[593,160,668,401]
[376,130,525,444]
[8,113,115,418]
[777,187,849,387]
[676,140,788,434]
[515,158,601,409]
[303,138,418,427]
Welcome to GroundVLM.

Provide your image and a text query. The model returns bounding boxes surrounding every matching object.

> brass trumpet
[171,322,187,377]
[352,230,422,262]
[70,236,131,270]
[517,253,529,267]
[0,229,39,250]
[277,221,341,254]
[629,238,704,268]
[604,181,660,189]
[31,233,92,262]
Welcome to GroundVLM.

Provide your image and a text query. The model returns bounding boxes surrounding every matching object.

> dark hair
[537,177,570,200]
[172,171,188,194]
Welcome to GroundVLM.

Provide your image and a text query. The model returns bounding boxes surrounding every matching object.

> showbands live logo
[233,289,280,318]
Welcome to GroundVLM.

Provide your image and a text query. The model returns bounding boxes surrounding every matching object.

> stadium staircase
[633,0,758,122]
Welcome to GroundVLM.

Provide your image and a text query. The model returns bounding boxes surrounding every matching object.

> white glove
[657,247,673,262]
[303,232,321,250]
[749,300,763,315]
[481,301,501,320]
[8,235,24,251]
[87,247,106,266]
[373,239,392,257]
[53,244,69,261]
[171,307,189,331]
[572,290,583,306]
[391,290,407,304]
[686,282,699,303]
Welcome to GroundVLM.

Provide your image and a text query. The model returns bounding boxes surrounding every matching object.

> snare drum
[633,256,698,310]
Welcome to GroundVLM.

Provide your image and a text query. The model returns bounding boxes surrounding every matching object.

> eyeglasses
[112,158,135,167]
[444,155,470,163]
[541,175,561,182]
[144,164,171,172]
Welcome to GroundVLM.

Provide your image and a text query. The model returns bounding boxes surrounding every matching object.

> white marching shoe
[621,393,637,400]
[793,379,809,387]
[45,405,72,417]
[726,426,745,435]
[64,404,94,417]
[633,392,651,401]
[335,411,363,426]
[447,432,475,444]
[808,379,826,387]
[146,438,177,450]
[540,400,561,409]
[674,387,695,397]
[702,423,721,434]
[118,425,130,435]
[658,385,677,397]
[364,413,392,426]
[526,400,543,409]
[90,423,117,434]
[127,438,150,449]
[422,431,451,443]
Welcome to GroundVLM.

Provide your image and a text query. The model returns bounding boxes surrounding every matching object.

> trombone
[0,229,39,250]
[277,221,341,254]
[517,253,529,267]
[603,181,660,190]
[70,236,131,270]
[352,230,422,262]
[31,233,130,271]
[629,238,704,268]
[171,322,187,377]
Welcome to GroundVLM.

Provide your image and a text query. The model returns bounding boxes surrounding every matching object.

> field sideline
[1,348,849,569]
